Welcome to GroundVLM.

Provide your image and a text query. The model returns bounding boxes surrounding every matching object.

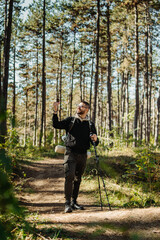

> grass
[83,146,160,209]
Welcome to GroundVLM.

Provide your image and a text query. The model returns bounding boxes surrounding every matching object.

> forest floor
[17,156,160,240]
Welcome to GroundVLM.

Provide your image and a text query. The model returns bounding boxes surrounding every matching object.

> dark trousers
[64,152,87,203]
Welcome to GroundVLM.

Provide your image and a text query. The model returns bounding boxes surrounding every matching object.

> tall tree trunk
[24,89,28,146]
[140,83,145,141]
[106,1,112,137]
[89,47,94,118]
[117,72,120,135]
[12,46,16,128]
[148,24,153,143]
[152,80,156,137]
[133,3,139,147]
[0,39,2,106]
[82,59,86,100]
[126,73,129,145]
[0,0,13,143]
[57,31,64,142]
[154,93,160,146]
[80,41,83,101]
[99,64,103,137]
[39,0,46,147]
[53,57,60,145]
[34,40,39,146]
[92,0,100,123]
[56,57,60,101]
[59,31,63,120]
[120,72,125,139]
[70,29,76,116]
[144,3,149,144]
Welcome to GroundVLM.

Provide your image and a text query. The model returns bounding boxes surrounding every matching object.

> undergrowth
[84,146,160,209]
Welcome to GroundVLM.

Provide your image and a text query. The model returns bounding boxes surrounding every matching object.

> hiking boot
[71,201,84,210]
[64,202,72,213]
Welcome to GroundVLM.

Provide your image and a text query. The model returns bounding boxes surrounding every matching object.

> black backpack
[63,117,92,147]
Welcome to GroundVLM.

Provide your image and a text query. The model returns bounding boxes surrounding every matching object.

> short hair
[81,100,90,109]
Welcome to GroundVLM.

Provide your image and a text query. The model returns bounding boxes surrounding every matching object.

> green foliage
[85,146,160,209]
[124,146,159,192]
[0,149,24,239]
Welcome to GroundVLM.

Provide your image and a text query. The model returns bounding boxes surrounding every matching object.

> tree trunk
[140,88,144,141]
[80,42,83,101]
[82,59,86,100]
[0,0,13,143]
[89,46,94,118]
[120,72,125,139]
[133,3,139,147]
[117,72,120,135]
[59,31,63,120]
[126,73,129,145]
[154,94,160,146]
[24,89,28,146]
[12,46,16,128]
[144,3,149,144]
[70,29,76,116]
[106,1,112,137]
[152,80,156,137]
[34,41,39,146]
[92,0,100,123]
[39,0,46,147]
[0,39,2,100]
[148,24,153,143]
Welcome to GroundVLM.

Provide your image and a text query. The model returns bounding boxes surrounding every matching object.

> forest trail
[18,157,160,240]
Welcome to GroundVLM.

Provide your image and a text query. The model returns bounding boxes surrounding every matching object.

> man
[52,100,99,213]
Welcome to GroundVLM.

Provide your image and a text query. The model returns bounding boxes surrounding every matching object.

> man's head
[77,100,90,117]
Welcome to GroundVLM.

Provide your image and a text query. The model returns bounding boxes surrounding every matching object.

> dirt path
[18,157,160,240]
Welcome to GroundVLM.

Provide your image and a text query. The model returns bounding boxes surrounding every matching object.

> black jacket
[52,114,99,153]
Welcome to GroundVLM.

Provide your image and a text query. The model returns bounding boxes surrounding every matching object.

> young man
[52,101,99,213]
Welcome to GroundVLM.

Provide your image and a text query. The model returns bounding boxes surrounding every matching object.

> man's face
[77,102,89,115]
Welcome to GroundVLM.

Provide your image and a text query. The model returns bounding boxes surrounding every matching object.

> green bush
[0,149,23,239]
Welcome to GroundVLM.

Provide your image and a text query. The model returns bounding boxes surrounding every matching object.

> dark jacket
[52,114,99,153]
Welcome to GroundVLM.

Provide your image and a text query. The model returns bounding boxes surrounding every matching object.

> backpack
[62,117,92,147]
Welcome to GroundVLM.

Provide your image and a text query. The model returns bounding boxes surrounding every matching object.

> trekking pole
[99,170,111,211]
[96,158,103,210]
[92,140,111,211]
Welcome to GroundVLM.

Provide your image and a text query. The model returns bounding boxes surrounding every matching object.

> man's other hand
[90,134,97,142]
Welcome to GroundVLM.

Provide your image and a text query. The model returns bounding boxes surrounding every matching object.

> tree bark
[92,0,100,123]
[12,46,16,128]
[133,3,139,146]
[148,24,153,143]
[34,40,39,146]
[120,72,125,139]
[80,41,83,101]
[126,73,129,145]
[117,72,120,135]
[89,46,94,118]
[24,89,28,147]
[0,39,2,106]
[59,31,63,120]
[144,3,149,144]
[106,1,112,137]
[0,0,14,143]
[39,0,46,147]
[154,94,160,146]
[70,29,76,116]
[140,87,145,141]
